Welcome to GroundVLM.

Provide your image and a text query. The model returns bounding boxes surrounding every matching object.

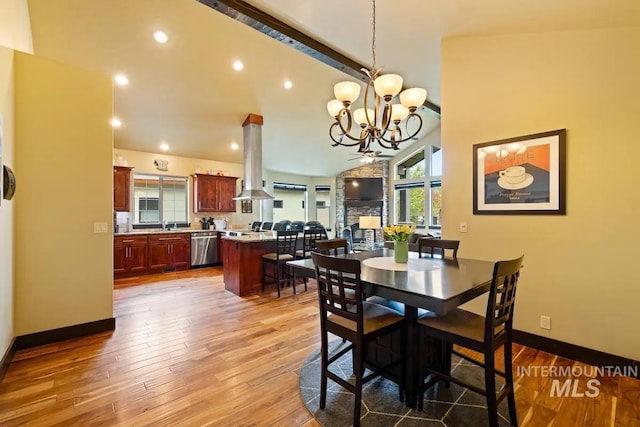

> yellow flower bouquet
[383,224,416,242]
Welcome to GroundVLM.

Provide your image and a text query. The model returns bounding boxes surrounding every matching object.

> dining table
[287,247,496,408]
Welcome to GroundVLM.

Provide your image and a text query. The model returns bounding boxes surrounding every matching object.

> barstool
[261,230,298,297]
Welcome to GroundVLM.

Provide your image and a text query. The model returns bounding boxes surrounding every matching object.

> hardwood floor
[1,268,638,426]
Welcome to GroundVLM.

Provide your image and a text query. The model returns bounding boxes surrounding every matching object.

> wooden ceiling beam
[196,0,441,117]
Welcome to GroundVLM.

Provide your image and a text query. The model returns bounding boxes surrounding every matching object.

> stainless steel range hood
[233,114,273,200]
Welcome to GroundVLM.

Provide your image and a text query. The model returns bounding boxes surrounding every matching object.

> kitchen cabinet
[148,233,191,271]
[114,235,148,277]
[114,166,133,212]
[193,174,238,212]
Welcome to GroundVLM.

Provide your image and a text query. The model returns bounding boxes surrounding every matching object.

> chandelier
[327,0,427,153]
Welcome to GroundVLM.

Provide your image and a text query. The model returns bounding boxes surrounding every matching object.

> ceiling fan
[348,150,395,164]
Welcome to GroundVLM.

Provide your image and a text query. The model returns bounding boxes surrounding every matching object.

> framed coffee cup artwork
[473,129,566,215]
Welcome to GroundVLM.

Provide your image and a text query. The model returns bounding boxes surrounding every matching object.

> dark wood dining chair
[296,229,328,259]
[418,238,460,259]
[315,238,349,256]
[311,252,406,427]
[293,228,328,291]
[261,230,299,297]
[417,255,524,426]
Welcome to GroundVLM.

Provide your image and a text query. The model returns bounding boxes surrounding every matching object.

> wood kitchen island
[221,231,278,296]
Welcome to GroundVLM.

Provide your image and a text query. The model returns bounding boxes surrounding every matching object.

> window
[431,146,442,176]
[138,197,159,223]
[133,174,188,226]
[430,181,442,227]
[393,145,442,229]
[395,182,425,226]
[396,150,425,180]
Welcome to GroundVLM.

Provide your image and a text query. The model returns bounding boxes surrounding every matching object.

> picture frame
[241,199,252,213]
[473,129,566,215]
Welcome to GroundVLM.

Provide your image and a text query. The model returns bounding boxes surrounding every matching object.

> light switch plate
[540,315,552,330]
[459,221,468,233]
[94,222,108,233]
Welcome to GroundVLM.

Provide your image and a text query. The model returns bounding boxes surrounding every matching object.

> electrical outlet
[540,315,552,330]
[93,222,108,233]
[459,221,468,233]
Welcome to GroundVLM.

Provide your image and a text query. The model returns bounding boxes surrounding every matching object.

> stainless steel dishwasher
[190,231,219,267]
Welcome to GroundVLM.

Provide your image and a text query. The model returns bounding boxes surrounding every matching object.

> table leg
[403,305,419,408]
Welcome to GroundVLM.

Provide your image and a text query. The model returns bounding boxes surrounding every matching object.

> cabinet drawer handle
[122,239,134,243]
[158,237,181,241]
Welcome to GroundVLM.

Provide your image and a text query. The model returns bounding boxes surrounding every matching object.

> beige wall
[0,0,31,359]
[0,0,33,54]
[0,46,15,357]
[441,28,640,360]
[272,188,306,223]
[14,52,113,335]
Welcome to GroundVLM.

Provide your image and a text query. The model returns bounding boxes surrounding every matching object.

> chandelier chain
[327,0,426,152]
[371,0,376,68]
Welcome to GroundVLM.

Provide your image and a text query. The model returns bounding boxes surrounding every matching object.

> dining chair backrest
[251,221,262,232]
[418,238,460,259]
[260,222,273,231]
[301,229,328,257]
[486,255,524,344]
[315,238,349,256]
[275,230,299,257]
[312,252,363,329]
[341,228,354,252]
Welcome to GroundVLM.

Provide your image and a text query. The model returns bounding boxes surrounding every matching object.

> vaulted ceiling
[26,0,640,176]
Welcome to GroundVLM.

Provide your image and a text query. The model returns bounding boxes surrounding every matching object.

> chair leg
[353,343,363,427]
[418,325,425,411]
[443,342,453,388]
[504,341,518,426]
[292,266,297,295]
[275,262,281,298]
[484,350,500,427]
[320,332,328,409]
[399,322,407,403]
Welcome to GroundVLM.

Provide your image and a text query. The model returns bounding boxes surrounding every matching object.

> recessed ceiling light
[114,74,129,86]
[232,60,244,71]
[283,80,293,89]
[110,117,122,128]
[154,30,168,44]
[159,142,169,151]
[230,142,239,150]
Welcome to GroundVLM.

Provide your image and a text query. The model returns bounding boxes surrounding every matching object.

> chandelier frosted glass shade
[334,81,361,104]
[399,88,427,112]
[327,70,426,152]
[373,74,403,99]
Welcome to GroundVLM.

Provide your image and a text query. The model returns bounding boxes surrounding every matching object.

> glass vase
[394,241,409,263]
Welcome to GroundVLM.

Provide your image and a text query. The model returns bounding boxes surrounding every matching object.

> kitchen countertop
[221,231,279,242]
[114,229,230,236]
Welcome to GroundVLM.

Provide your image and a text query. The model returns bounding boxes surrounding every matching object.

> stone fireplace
[336,161,389,241]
